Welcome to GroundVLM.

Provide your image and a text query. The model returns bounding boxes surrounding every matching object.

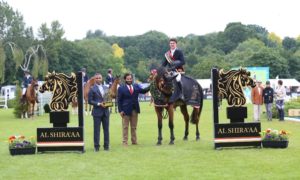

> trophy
[103,91,113,108]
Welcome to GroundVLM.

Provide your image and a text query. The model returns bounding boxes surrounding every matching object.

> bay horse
[150,67,203,145]
[83,75,120,115]
[23,79,39,118]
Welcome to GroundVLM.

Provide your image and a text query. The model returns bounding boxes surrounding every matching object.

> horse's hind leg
[155,107,163,145]
[180,105,189,140]
[193,108,201,141]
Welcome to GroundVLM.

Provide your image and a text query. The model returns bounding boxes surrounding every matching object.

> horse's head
[31,79,39,91]
[39,72,55,93]
[148,69,157,82]
[239,68,256,88]
[155,67,177,96]
[114,75,121,84]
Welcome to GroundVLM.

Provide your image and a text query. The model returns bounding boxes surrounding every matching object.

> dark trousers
[93,115,109,149]
[278,109,285,121]
[276,100,285,121]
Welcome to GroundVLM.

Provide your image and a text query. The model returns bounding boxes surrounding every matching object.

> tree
[247,48,289,78]
[4,42,47,79]
[267,32,282,47]
[112,43,124,58]
[191,54,229,79]
[86,29,106,39]
[38,21,65,72]
[0,1,34,84]
[216,22,255,54]
[282,37,297,51]
[225,38,266,67]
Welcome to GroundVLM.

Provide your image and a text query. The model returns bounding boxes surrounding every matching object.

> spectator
[263,80,274,121]
[81,68,89,84]
[275,80,286,121]
[251,80,264,121]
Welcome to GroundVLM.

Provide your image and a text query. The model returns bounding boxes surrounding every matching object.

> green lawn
[0,100,299,179]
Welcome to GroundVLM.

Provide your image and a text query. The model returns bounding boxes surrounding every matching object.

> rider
[162,38,185,102]
[162,38,185,73]
[22,70,33,96]
[105,68,114,88]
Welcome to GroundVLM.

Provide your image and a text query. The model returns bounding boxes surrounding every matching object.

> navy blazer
[23,76,33,88]
[105,74,114,86]
[117,84,149,116]
[162,49,185,69]
[88,84,109,117]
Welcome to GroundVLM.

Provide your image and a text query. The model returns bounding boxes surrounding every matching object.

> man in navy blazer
[118,73,150,146]
[88,73,110,151]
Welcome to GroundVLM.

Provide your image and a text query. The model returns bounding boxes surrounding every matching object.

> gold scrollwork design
[39,72,78,111]
[218,68,255,107]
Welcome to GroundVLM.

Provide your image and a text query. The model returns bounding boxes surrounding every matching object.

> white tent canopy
[269,79,300,87]
[196,79,211,89]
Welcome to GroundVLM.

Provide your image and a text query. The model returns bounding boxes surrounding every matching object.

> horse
[21,79,39,118]
[20,91,29,119]
[150,67,203,145]
[83,75,121,115]
[218,68,256,106]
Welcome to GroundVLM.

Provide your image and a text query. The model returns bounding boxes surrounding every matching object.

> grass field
[0,100,299,179]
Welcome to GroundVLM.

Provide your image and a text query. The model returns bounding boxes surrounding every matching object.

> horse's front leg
[180,105,189,140]
[28,103,33,118]
[168,104,175,145]
[155,107,163,145]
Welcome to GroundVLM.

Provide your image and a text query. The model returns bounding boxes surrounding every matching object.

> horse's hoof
[156,141,162,146]
[196,137,200,141]
[169,141,174,145]
[183,137,188,141]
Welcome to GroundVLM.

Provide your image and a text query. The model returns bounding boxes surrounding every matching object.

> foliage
[261,128,289,141]
[2,0,300,83]
[282,37,297,52]
[8,135,36,149]
[43,103,50,113]
[13,85,26,118]
[0,42,5,83]
[284,97,300,115]
[7,98,15,108]
[112,43,124,58]
[268,32,282,46]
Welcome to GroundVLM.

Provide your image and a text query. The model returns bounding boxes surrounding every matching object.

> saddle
[171,74,202,107]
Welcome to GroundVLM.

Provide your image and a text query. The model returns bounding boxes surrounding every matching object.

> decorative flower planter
[262,141,289,148]
[9,147,36,155]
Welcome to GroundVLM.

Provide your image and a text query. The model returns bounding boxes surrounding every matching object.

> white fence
[0,95,8,109]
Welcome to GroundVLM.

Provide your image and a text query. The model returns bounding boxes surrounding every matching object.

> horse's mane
[218,68,252,106]
[42,72,77,111]
[50,73,77,102]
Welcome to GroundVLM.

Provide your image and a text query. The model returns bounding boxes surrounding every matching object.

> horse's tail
[190,83,203,124]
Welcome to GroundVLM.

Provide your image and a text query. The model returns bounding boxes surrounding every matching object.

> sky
[5,0,300,41]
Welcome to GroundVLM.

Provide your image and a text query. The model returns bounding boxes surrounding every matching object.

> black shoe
[94,147,99,152]
[104,147,109,151]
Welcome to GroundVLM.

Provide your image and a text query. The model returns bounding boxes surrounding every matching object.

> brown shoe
[123,143,128,147]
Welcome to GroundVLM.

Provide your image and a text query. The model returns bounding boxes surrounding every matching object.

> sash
[164,50,175,64]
